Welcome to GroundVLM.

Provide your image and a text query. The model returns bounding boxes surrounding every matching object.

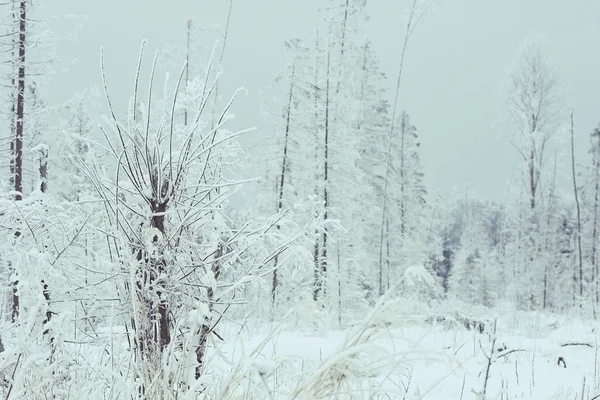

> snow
[209,315,600,399]
[403,265,437,290]
[1,1,595,399]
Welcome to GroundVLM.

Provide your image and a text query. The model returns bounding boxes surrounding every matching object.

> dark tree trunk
[312,31,321,301]
[271,62,296,304]
[316,33,332,303]
[134,179,171,359]
[312,238,320,301]
[150,199,170,350]
[38,145,48,193]
[41,280,53,343]
[10,0,27,324]
[14,0,26,201]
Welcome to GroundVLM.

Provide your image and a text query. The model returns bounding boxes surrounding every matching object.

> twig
[6,353,21,400]
[482,319,498,397]
[51,214,90,266]
[493,348,527,365]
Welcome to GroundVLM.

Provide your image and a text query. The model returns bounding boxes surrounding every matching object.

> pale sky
[45,0,600,202]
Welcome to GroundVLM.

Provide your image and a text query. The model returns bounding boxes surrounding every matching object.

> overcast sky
[46,0,600,202]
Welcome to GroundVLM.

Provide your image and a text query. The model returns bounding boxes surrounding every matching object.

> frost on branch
[51,41,312,399]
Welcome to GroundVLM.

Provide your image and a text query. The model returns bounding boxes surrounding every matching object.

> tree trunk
[529,149,536,210]
[312,31,322,302]
[9,18,16,190]
[570,111,584,298]
[378,0,419,297]
[196,242,224,379]
[38,145,48,193]
[400,113,406,235]
[543,154,558,310]
[378,132,393,296]
[385,218,390,291]
[592,129,600,306]
[135,184,171,360]
[317,33,331,303]
[151,199,170,350]
[41,280,52,340]
[337,247,342,328]
[271,62,296,304]
[334,0,350,96]
[14,0,26,201]
[10,0,27,324]
[312,238,320,301]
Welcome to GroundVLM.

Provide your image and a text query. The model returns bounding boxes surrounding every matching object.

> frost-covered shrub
[398,265,443,304]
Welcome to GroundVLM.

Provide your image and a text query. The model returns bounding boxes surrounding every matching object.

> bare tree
[79,42,309,397]
[505,42,564,308]
[311,29,322,301]
[314,28,332,303]
[507,43,564,211]
[378,0,424,296]
[271,40,301,304]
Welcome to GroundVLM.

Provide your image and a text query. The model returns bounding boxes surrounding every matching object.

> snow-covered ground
[209,313,600,399]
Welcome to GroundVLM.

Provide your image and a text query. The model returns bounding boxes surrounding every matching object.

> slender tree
[506,42,563,211]
[315,28,331,303]
[377,0,424,296]
[13,0,26,201]
[590,124,600,305]
[5,0,27,323]
[570,111,584,297]
[271,39,301,303]
[505,41,564,308]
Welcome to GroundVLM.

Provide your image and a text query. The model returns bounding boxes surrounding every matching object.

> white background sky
[45,0,600,202]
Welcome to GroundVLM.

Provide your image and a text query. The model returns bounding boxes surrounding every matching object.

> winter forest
[1,0,600,398]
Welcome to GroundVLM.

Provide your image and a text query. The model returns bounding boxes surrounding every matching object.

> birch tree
[506,42,564,211]
[505,41,564,308]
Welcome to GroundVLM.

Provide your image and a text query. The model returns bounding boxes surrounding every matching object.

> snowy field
[203,311,600,399]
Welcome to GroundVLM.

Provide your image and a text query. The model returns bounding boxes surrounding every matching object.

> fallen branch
[561,342,593,348]
[494,348,527,362]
